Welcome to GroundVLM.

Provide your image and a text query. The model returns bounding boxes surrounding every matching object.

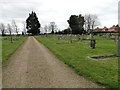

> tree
[12,20,19,35]
[84,14,100,34]
[7,24,13,43]
[0,23,6,36]
[67,14,85,34]
[7,24,12,35]
[44,25,48,36]
[49,22,57,34]
[84,14,91,32]
[26,11,41,35]
[62,28,71,34]
[22,32,24,35]
[44,25,48,34]
[22,21,27,35]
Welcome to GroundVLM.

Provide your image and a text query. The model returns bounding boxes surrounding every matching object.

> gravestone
[116,36,120,57]
[90,39,96,49]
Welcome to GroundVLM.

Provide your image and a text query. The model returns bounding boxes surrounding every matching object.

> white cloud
[0,0,119,32]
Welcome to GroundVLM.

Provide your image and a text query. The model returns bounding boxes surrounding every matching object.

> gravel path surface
[2,37,104,88]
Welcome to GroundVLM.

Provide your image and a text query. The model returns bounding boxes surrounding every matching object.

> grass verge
[35,35,118,89]
[2,36,28,64]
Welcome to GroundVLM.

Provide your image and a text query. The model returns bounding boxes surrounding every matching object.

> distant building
[95,27,103,31]
[109,25,116,31]
[102,26,108,31]
[95,25,120,32]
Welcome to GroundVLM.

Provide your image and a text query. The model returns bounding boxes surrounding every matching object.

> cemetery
[1,24,119,88]
[35,34,119,88]
[1,8,119,88]
[1,36,28,64]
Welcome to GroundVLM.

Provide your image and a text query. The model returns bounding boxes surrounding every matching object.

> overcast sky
[0,0,119,33]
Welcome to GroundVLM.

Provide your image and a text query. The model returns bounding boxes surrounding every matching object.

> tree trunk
[10,33,13,43]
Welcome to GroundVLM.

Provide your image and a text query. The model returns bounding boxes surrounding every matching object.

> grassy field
[35,35,119,88]
[2,36,28,64]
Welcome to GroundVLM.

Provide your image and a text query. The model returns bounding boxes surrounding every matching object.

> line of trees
[0,19,28,36]
[42,22,58,34]
[25,11,100,35]
[0,11,100,36]
[53,14,100,35]
[0,21,18,43]
[0,20,19,36]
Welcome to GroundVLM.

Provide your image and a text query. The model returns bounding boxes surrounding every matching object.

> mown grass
[35,35,119,89]
[2,36,28,64]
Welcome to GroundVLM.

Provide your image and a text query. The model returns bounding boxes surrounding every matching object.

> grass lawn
[2,36,28,64]
[35,35,119,88]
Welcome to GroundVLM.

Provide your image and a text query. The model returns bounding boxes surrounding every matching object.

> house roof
[109,25,116,29]
[102,26,108,30]
[95,25,120,32]
[95,27,103,30]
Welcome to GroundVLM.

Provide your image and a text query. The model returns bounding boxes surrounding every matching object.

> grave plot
[88,31,120,60]
[34,35,118,88]
[88,54,117,61]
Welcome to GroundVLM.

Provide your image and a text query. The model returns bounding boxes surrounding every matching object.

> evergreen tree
[67,14,85,34]
[63,28,71,34]
[26,11,41,35]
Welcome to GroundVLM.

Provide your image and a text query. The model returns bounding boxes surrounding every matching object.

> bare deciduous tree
[84,14,100,33]
[12,20,19,35]
[44,25,48,33]
[84,14,91,32]
[0,23,6,36]
[7,24,13,43]
[49,22,57,34]
[22,21,27,35]
[44,25,48,36]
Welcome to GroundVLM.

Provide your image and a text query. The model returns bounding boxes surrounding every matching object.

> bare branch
[7,24,12,35]
[12,20,19,35]
[0,23,6,35]
[84,14,100,33]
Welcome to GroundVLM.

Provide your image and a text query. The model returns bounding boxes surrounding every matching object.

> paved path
[3,37,103,88]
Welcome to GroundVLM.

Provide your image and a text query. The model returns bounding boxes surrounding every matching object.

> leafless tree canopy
[12,20,19,35]
[7,24,12,35]
[49,22,57,33]
[22,21,27,35]
[84,14,100,33]
[44,25,48,33]
[0,23,6,35]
